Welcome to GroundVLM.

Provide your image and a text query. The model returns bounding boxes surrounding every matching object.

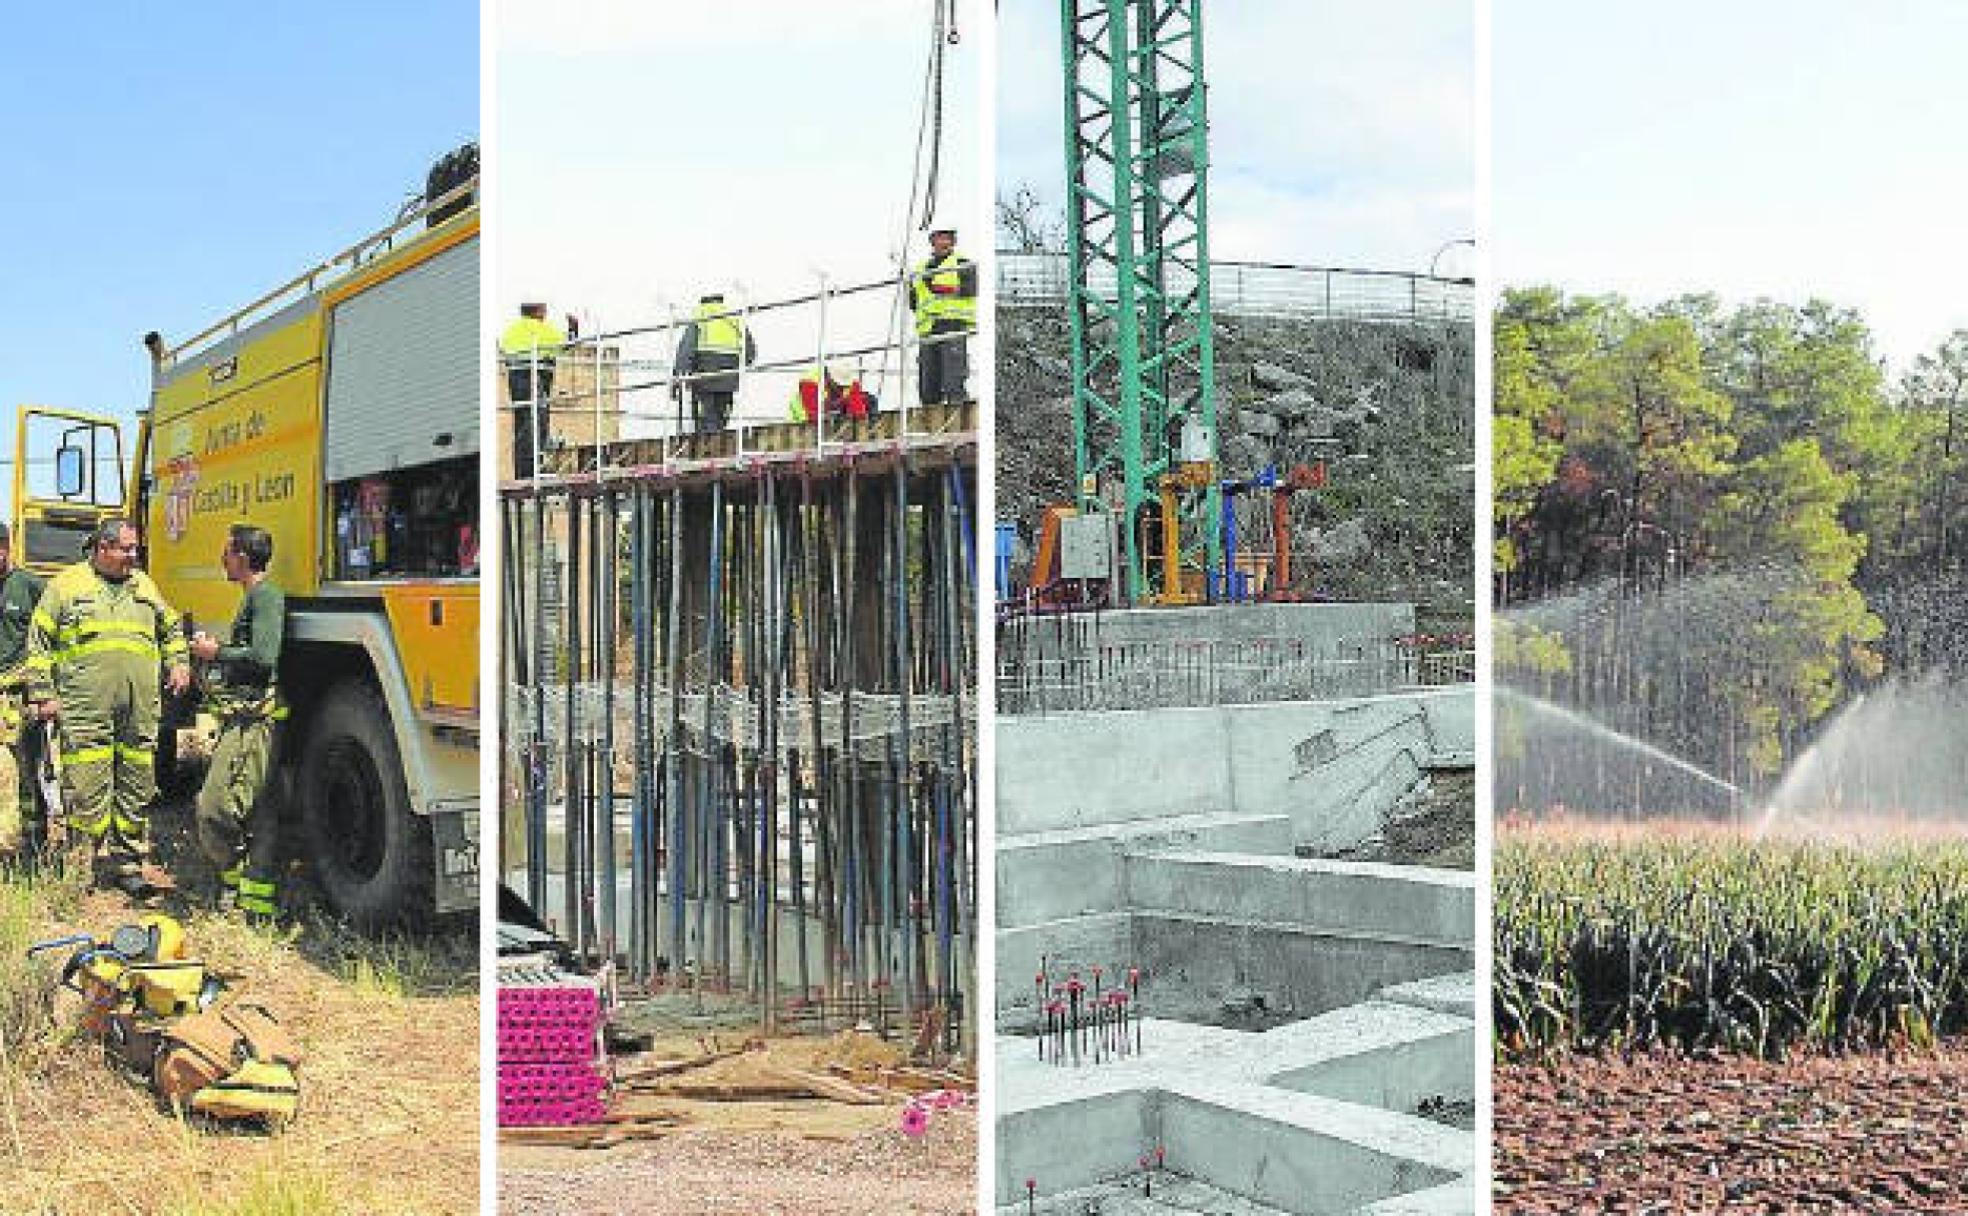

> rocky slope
[997,307,1475,614]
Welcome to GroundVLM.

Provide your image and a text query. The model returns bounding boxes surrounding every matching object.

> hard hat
[144,914,188,961]
[929,227,956,240]
[826,363,856,384]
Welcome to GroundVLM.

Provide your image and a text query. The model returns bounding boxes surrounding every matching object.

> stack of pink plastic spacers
[497,975,607,1126]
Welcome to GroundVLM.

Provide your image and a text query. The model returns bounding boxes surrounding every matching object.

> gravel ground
[501,1118,977,1215]
[1496,1045,1968,1213]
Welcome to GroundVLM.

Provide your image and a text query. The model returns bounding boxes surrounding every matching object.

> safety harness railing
[499,269,977,483]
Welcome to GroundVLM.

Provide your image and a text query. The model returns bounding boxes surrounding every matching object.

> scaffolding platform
[503,401,976,494]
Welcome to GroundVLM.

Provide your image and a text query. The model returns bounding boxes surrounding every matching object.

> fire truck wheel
[298,680,433,927]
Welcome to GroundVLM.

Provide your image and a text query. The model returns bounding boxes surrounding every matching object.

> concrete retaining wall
[992,1086,1154,1204]
[998,813,1293,927]
[997,688,1473,852]
[1159,1083,1463,1214]
[1132,916,1471,1023]
[1126,855,1474,949]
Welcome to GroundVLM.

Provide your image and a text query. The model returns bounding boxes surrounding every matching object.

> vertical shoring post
[705,479,728,990]
[600,488,620,965]
[838,464,861,995]
[584,493,604,953]
[761,468,781,1033]
[817,478,843,1000]
[892,457,916,1029]
[794,473,818,1003]
[841,469,863,998]
[951,461,977,1057]
[665,484,688,989]
[629,486,649,979]
[583,493,602,954]
[739,489,759,998]
[875,472,897,1026]
[562,491,584,951]
[644,487,664,981]
[527,494,549,913]
[934,467,957,1044]
[712,478,736,987]
[500,493,530,906]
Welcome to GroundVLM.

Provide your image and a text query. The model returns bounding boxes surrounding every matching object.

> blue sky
[998,1,1475,278]
[0,2,477,475]
[495,0,984,431]
[1496,0,1968,371]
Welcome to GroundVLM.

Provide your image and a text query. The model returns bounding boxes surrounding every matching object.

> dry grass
[0,871,478,1216]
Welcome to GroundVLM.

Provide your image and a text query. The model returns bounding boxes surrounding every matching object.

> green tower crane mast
[1059,0,1220,605]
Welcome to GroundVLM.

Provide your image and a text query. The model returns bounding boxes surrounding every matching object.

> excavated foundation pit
[997,614,1474,1213]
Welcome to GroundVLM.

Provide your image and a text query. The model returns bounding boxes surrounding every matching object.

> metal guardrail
[170,177,480,364]
[996,252,1474,325]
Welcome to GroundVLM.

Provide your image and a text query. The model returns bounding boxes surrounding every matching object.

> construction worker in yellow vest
[499,302,574,480]
[25,518,191,895]
[190,524,286,922]
[672,293,756,433]
[0,523,47,864]
[908,228,978,406]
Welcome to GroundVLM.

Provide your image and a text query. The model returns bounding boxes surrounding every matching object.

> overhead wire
[878,0,959,405]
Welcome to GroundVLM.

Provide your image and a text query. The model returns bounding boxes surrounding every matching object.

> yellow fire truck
[12,147,480,925]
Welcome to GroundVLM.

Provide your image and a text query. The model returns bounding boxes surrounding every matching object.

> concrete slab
[1378,972,1476,1020]
[1262,1003,1473,1113]
[998,1019,1270,1101]
[1356,1180,1478,1214]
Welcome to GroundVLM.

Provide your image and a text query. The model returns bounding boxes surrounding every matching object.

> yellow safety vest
[912,251,977,335]
[498,316,566,362]
[695,302,746,356]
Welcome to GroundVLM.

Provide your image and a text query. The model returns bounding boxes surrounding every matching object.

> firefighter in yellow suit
[25,518,191,892]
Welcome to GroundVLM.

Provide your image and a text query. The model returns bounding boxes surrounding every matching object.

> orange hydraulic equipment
[1264,461,1326,602]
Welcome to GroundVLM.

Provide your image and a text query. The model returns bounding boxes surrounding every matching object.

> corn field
[1496,828,1968,1059]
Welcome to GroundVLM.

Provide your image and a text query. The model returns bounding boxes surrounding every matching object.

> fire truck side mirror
[55,445,86,499]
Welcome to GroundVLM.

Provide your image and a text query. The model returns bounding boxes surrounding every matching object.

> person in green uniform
[26,518,191,893]
[190,524,286,920]
[0,524,47,861]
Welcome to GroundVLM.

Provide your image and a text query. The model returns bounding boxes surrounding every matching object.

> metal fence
[996,631,1475,715]
[996,252,1475,326]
